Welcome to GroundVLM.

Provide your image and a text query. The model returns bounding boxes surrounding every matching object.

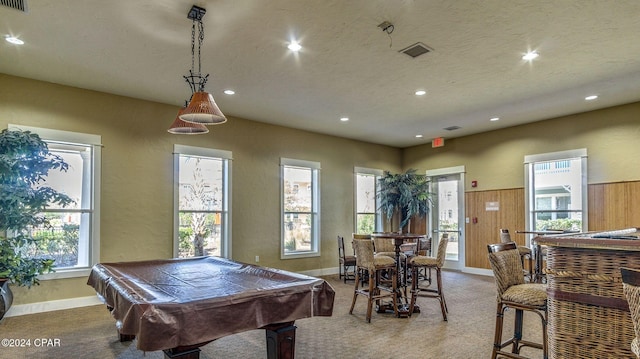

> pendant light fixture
[167,101,209,134]
[178,5,226,125]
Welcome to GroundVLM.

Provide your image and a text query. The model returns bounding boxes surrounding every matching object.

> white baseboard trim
[5,295,102,318]
[462,267,493,277]
[299,266,340,277]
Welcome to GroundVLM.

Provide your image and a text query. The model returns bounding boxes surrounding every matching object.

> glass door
[426,166,465,270]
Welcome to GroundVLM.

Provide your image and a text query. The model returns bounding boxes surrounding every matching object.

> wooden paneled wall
[589,181,640,231]
[465,188,525,269]
[464,180,640,270]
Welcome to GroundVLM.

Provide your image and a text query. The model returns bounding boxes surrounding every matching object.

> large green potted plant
[378,168,431,233]
[0,128,73,319]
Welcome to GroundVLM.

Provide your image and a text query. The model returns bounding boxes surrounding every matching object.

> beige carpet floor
[0,270,544,359]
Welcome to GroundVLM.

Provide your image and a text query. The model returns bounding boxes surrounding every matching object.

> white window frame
[173,144,232,259]
[354,167,383,234]
[9,124,101,280]
[524,148,588,244]
[280,158,320,259]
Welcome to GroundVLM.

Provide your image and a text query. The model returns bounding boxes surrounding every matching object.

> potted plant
[378,168,431,233]
[0,128,73,319]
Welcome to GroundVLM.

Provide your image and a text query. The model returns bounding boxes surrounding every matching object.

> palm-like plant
[378,168,431,232]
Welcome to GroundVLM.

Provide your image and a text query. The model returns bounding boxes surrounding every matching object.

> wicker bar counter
[536,228,640,359]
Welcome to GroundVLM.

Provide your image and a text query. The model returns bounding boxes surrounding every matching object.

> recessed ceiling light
[415,134,423,138]
[585,95,598,101]
[5,36,24,45]
[522,51,539,61]
[223,90,235,95]
[490,117,500,122]
[415,90,426,96]
[340,117,349,122]
[287,41,302,52]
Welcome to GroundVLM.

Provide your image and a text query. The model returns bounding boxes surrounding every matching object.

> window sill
[38,267,92,281]
[281,252,320,260]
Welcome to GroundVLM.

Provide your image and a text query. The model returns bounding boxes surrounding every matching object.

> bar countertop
[535,227,640,251]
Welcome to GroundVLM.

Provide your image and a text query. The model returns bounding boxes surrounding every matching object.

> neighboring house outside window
[354,167,383,234]
[281,158,320,259]
[173,145,232,259]
[10,124,101,280]
[525,148,588,234]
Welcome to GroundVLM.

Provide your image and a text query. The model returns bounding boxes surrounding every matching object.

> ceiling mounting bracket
[187,5,206,21]
[377,21,394,35]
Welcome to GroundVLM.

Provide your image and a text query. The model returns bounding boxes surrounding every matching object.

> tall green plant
[378,168,431,231]
[0,129,73,287]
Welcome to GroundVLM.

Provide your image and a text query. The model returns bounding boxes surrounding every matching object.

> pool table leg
[112,320,204,359]
[162,347,201,359]
[264,321,297,359]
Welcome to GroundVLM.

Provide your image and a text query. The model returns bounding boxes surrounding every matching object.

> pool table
[87,256,335,359]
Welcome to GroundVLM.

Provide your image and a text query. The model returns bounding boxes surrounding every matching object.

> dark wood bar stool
[337,236,356,283]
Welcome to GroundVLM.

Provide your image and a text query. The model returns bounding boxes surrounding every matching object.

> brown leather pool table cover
[87,256,335,351]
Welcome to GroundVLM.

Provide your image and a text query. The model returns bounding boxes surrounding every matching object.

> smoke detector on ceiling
[399,42,433,58]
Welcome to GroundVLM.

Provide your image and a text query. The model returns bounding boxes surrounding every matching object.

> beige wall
[403,101,640,189]
[0,74,401,304]
[3,72,640,306]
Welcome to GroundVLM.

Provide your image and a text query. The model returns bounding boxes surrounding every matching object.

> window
[354,167,383,234]
[10,124,101,279]
[281,158,320,258]
[174,145,231,258]
[525,149,587,233]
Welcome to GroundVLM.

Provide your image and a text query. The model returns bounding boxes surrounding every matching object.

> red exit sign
[432,137,444,148]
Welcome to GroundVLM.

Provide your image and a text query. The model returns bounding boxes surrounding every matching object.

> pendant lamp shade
[168,5,227,134]
[179,91,227,125]
[168,106,209,134]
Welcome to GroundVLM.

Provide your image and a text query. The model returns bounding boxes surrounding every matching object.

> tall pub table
[371,232,426,317]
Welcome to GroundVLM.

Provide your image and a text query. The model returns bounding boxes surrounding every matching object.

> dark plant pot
[0,279,13,321]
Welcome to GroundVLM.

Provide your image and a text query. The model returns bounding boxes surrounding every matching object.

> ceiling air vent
[444,126,461,131]
[399,42,433,58]
[1,0,27,12]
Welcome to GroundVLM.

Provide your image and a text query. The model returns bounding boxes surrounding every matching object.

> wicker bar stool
[352,233,372,286]
[500,229,533,281]
[349,239,398,322]
[621,267,640,358]
[487,242,548,359]
[408,233,449,321]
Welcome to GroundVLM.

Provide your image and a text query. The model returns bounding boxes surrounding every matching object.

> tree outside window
[174,145,231,259]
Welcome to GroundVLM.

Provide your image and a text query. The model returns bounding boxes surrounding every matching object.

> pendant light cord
[190,20,196,74]
[198,20,204,75]
[190,18,205,76]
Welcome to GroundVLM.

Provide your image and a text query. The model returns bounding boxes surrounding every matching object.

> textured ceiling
[1,0,640,147]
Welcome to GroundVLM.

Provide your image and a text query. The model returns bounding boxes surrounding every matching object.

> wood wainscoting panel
[464,188,525,270]
[463,180,640,271]
[589,181,640,231]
